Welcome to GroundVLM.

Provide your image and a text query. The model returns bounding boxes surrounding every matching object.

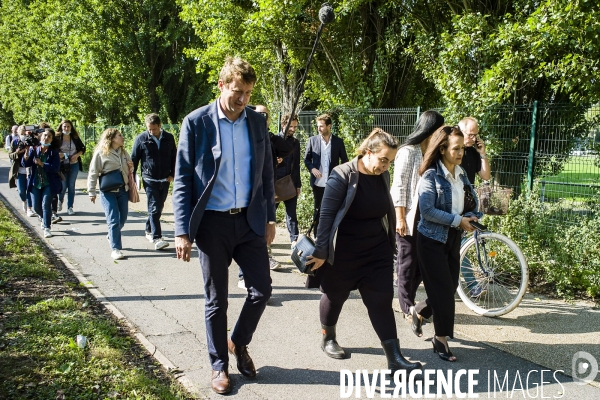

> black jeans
[417,229,461,338]
[312,185,325,234]
[143,180,170,239]
[396,232,431,318]
[277,194,299,242]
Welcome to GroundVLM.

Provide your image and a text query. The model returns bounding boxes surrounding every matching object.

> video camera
[24,124,45,135]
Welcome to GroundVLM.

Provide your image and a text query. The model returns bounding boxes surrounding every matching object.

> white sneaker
[145,232,154,242]
[51,214,62,224]
[111,250,124,260]
[154,238,169,250]
[57,201,63,212]
[27,209,37,217]
[43,228,52,238]
[22,203,27,212]
[67,207,74,215]
[269,257,281,270]
[237,279,246,289]
[291,240,297,249]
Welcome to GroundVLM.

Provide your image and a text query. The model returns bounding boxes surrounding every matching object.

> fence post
[527,100,539,195]
[416,106,421,121]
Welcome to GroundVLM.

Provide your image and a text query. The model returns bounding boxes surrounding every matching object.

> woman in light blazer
[87,128,133,260]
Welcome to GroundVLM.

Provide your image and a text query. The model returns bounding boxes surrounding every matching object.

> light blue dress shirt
[205,102,252,211]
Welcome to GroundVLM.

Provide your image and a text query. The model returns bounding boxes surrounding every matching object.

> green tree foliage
[0,0,209,125]
[178,0,440,119]
[407,0,600,112]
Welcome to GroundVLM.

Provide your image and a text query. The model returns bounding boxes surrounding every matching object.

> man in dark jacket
[131,113,177,250]
[304,113,348,234]
[276,113,302,253]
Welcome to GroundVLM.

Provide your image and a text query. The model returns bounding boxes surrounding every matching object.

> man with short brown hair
[173,57,275,394]
[304,113,348,233]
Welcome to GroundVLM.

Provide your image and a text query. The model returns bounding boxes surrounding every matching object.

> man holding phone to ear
[458,117,490,298]
[458,117,490,184]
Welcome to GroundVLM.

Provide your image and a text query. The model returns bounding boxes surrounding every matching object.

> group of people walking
[6,56,493,394]
[169,57,490,394]
[8,121,85,238]
[7,114,177,261]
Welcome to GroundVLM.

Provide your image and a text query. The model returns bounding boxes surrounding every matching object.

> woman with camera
[306,128,422,376]
[55,119,86,216]
[416,125,483,362]
[21,128,62,238]
[87,128,133,260]
[8,125,37,217]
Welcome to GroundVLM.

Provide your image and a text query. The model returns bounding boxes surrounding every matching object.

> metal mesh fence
[74,103,600,225]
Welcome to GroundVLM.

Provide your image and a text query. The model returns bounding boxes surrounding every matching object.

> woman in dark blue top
[22,129,61,238]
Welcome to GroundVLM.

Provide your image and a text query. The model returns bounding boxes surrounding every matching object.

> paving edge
[0,192,199,396]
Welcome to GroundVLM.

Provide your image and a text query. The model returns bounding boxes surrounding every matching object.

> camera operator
[22,128,62,238]
[8,125,37,217]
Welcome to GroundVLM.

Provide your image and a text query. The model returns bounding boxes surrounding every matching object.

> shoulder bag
[275,175,296,203]
[99,169,125,192]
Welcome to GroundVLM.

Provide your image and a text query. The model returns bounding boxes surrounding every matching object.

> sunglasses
[258,111,269,119]
[441,125,461,134]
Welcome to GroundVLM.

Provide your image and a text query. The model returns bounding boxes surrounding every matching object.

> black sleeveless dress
[319,172,394,293]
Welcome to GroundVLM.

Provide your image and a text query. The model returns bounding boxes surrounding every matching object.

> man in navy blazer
[172,57,276,394]
[304,113,348,233]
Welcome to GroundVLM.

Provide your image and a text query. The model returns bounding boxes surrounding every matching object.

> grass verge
[0,199,194,399]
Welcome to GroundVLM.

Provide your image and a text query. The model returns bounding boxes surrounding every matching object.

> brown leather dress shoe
[211,370,231,394]
[227,339,257,378]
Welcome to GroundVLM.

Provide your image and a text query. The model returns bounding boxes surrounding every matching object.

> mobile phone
[469,221,488,231]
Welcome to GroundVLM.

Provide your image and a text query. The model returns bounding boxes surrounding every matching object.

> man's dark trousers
[277,195,299,242]
[144,180,170,239]
[195,210,272,371]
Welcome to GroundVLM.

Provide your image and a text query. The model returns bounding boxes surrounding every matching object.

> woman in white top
[390,110,444,337]
[87,128,133,260]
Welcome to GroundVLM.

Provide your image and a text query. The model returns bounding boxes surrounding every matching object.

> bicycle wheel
[458,232,528,317]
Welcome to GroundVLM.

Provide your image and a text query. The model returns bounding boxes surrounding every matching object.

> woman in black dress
[307,128,422,375]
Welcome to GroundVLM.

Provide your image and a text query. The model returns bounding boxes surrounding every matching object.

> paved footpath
[1,152,599,399]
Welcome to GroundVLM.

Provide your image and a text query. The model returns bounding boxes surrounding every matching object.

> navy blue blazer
[303,134,349,188]
[172,101,275,241]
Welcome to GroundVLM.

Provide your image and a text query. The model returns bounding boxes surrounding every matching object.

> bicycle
[457,222,529,316]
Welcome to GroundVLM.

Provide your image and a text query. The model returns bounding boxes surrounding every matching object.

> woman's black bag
[291,209,319,276]
[99,169,125,192]
[463,184,477,214]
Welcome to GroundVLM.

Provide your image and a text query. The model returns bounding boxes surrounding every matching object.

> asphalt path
[1,153,598,399]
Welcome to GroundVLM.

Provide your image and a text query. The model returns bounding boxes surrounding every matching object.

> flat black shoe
[410,308,423,337]
[432,337,456,362]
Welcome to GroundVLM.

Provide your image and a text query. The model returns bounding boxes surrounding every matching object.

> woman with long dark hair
[55,119,86,216]
[390,110,444,337]
[307,128,422,375]
[416,126,483,361]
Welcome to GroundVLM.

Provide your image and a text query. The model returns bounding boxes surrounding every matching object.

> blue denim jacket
[417,162,483,243]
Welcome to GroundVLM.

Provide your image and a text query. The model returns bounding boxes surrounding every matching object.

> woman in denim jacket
[416,126,483,362]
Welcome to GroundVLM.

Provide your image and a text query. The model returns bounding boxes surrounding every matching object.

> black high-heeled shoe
[432,337,456,362]
[410,308,423,337]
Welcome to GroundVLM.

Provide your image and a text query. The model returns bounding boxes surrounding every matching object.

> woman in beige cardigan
[87,128,133,260]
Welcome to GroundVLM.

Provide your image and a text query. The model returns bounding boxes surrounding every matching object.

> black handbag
[291,209,319,276]
[99,169,125,192]
[463,184,477,214]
